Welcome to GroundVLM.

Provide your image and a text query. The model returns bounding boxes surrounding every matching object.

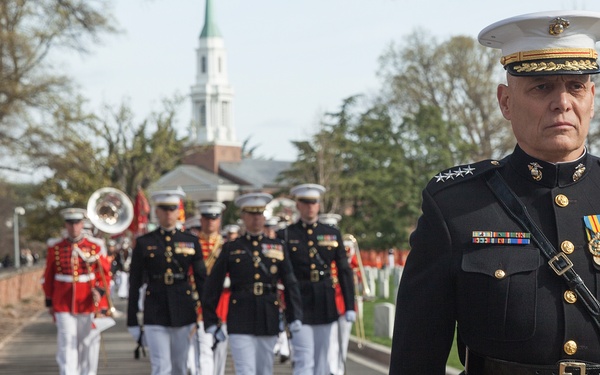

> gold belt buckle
[310,270,320,282]
[164,269,174,285]
[253,282,263,295]
[559,362,586,375]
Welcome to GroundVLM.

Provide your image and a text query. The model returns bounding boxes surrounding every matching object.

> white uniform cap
[60,208,87,221]
[184,216,202,229]
[234,192,273,213]
[478,10,600,76]
[150,187,186,206]
[224,224,240,233]
[290,183,326,201]
[265,217,281,228]
[198,201,226,218]
[319,213,342,227]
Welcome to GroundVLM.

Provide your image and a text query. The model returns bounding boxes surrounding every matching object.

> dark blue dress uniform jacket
[278,221,355,325]
[390,145,600,373]
[202,234,302,335]
[127,228,206,327]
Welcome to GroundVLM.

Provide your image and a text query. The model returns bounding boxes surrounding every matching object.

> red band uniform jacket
[43,235,107,313]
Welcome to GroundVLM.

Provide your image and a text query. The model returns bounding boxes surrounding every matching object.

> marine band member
[127,188,206,375]
[202,192,303,375]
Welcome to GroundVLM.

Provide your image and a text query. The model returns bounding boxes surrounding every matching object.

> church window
[218,57,222,73]
[222,101,229,128]
[200,105,206,127]
[202,56,206,73]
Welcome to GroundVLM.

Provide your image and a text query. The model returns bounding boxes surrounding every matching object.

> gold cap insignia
[549,17,570,36]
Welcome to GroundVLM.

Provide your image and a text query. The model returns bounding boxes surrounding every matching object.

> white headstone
[374,302,395,338]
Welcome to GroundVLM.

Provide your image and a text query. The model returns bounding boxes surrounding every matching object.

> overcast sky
[60,0,597,165]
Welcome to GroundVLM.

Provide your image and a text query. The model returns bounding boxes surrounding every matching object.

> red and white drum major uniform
[42,208,111,375]
[327,225,363,375]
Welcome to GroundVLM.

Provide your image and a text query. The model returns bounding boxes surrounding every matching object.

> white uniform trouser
[274,330,290,357]
[229,334,277,375]
[117,271,129,299]
[87,326,102,375]
[55,312,96,375]
[291,323,333,375]
[187,321,227,375]
[328,317,353,375]
[145,323,194,375]
[213,323,228,375]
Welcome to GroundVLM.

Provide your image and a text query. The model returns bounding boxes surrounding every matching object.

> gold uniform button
[292,247,297,252]
[307,229,313,235]
[310,264,316,269]
[561,241,575,254]
[235,258,240,263]
[254,273,260,280]
[564,290,577,304]
[308,241,314,246]
[252,241,258,246]
[564,340,577,355]
[166,246,172,251]
[166,236,171,241]
[186,290,191,295]
[253,251,259,256]
[494,270,506,279]
[150,253,155,258]
[232,299,237,304]
[73,271,79,276]
[555,194,569,207]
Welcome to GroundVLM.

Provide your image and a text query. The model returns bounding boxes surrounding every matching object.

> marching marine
[202,192,303,375]
[192,201,230,375]
[42,207,111,375]
[127,188,206,375]
[277,184,355,375]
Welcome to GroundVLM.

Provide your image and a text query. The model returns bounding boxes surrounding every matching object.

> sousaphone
[87,187,134,235]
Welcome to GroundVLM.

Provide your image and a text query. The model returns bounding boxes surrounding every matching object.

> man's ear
[591,82,596,119]
[497,84,511,120]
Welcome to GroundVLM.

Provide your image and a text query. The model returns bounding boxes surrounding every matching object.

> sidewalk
[0,297,387,374]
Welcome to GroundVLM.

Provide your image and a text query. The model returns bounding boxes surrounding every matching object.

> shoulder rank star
[434,165,475,183]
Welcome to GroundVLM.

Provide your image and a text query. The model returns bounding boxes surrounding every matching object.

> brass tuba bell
[264,197,299,226]
[87,187,134,235]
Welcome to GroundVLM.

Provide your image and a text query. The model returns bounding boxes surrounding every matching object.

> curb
[347,336,463,375]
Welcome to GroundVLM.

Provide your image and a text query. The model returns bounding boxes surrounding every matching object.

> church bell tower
[189,0,239,147]
[186,0,241,173]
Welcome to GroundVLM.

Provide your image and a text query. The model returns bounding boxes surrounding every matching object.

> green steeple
[200,0,221,38]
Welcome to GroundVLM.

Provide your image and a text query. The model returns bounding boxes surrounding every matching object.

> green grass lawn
[357,274,464,371]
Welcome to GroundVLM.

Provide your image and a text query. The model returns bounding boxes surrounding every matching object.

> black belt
[303,270,331,283]
[232,282,276,296]
[466,350,600,375]
[150,272,186,285]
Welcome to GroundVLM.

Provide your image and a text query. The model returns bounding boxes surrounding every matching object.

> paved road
[0,298,388,374]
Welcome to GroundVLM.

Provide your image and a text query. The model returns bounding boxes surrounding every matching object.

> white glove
[288,319,302,332]
[223,276,231,288]
[128,326,141,341]
[345,310,356,322]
